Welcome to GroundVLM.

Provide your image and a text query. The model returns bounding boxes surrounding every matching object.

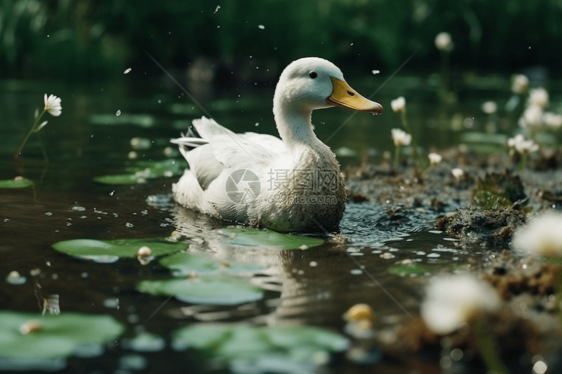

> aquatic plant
[14,94,62,161]
[512,211,562,326]
[0,311,124,360]
[390,128,411,167]
[543,113,562,130]
[428,152,442,165]
[435,32,453,103]
[391,96,420,168]
[172,324,349,369]
[451,168,464,181]
[423,153,442,177]
[421,273,501,335]
[528,88,549,110]
[507,134,539,170]
[471,172,528,211]
[511,75,529,95]
[512,211,562,257]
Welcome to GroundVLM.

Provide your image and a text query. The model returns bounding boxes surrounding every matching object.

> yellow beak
[327,77,383,114]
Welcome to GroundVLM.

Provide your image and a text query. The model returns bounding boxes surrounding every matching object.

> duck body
[172,57,382,232]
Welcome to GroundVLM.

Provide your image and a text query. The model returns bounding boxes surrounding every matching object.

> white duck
[171,57,382,232]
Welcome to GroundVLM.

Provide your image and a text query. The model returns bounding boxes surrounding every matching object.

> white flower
[451,168,464,180]
[421,274,501,335]
[44,94,62,117]
[428,153,442,165]
[507,134,539,154]
[435,32,453,51]
[511,74,529,94]
[481,101,497,114]
[519,105,543,128]
[543,112,562,129]
[391,97,406,114]
[391,128,411,147]
[529,88,549,109]
[512,211,562,256]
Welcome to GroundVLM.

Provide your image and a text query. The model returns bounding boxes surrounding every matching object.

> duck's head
[274,57,383,114]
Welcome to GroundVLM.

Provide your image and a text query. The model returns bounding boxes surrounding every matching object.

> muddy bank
[345,147,562,246]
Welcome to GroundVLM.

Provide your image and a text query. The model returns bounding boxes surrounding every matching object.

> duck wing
[172,117,287,190]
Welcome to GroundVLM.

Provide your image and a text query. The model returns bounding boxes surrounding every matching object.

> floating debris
[116,110,121,117]
[124,68,132,74]
[6,271,26,285]
[136,246,152,257]
[372,70,380,75]
[20,321,42,335]
[258,25,265,29]
[344,303,374,322]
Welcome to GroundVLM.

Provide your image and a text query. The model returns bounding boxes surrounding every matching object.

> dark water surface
[0,75,522,373]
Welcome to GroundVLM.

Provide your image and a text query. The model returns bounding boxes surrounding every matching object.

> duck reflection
[170,206,416,328]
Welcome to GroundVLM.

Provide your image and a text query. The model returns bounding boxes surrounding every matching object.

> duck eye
[309,72,317,79]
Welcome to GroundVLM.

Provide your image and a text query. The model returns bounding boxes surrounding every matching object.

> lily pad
[0,311,124,359]
[221,227,324,250]
[137,276,263,305]
[388,263,433,277]
[52,238,186,259]
[0,178,33,189]
[94,160,186,185]
[89,113,155,128]
[160,252,264,276]
[172,324,349,368]
[388,262,468,277]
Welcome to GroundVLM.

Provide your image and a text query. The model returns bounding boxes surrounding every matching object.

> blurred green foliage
[1,0,561,79]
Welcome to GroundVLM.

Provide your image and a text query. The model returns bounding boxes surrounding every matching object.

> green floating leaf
[94,160,186,185]
[0,178,33,189]
[0,311,124,359]
[89,113,155,128]
[172,324,349,366]
[160,252,264,276]
[388,263,432,277]
[93,174,142,185]
[52,238,186,259]
[137,276,263,305]
[388,262,468,277]
[221,227,324,250]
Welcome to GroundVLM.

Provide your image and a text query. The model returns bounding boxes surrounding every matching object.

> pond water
[0,73,548,373]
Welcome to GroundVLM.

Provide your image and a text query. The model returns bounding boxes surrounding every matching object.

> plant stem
[401,111,421,167]
[394,146,400,168]
[14,110,45,160]
[38,132,49,163]
[472,319,510,374]
[518,152,528,171]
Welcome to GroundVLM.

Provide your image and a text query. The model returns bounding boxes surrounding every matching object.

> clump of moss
[435,208,526,246]
[471,172,528,211]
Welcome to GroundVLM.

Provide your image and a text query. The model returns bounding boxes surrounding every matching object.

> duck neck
[273,99,319,153]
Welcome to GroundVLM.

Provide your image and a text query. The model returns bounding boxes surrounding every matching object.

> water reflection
[168,203,464,331]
